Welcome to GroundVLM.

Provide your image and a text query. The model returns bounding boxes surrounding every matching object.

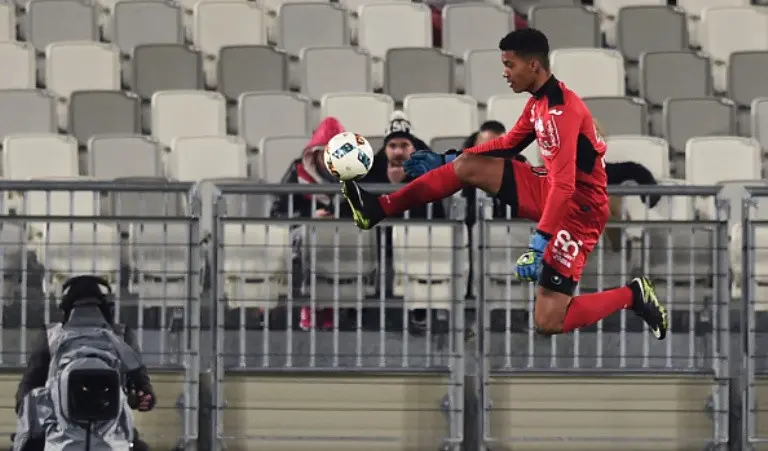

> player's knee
[452,153,484,185]
[533,293,568,335]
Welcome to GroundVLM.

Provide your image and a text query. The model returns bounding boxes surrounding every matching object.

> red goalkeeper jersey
[466,76,609,236]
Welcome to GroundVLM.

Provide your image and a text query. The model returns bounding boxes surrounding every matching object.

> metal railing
[0,179,754,451]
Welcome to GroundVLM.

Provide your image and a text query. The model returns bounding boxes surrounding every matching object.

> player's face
[501,51,537,94]
[385,137,415,183]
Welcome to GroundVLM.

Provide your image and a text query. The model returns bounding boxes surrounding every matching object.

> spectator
[270,117,347,331]
[362,111,446,332]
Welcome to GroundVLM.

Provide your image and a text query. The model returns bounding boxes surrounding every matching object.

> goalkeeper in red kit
[341,28,668,339]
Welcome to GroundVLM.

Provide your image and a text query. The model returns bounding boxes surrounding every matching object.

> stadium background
[0,0,765,449]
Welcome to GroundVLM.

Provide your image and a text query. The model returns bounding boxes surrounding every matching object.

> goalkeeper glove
[403,149,461,179]
[515,231,550,281]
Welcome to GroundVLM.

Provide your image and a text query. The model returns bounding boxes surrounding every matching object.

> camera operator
[13,276,156,451]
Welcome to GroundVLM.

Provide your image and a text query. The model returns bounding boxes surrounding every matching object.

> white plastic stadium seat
[259,0,326,15]
[593,0,666,46]
[677,0,749,47]
[2,134,79,180]
[130,221,193,307]
[685,136,760,217]
[258,136,310,183]
[0,2,14,41]
[392,224,468,310]
[305,223,376,304]
[0,42,35,89]
[550,48,625,97]
[320,92,393,138]
[441,3,514,60]
[223,223,290,309]
[358,2,430,87]
[403,94,477,145]
[19,176,120,293]
[169,135,247,181]
[151,90,226,149]
[193,1,266,86]
[238,91,311,150]
[486,93,541,165]
[700,7,768,92]
[604,135,670,179]
[483,222,535,310]
[45,42,120,128]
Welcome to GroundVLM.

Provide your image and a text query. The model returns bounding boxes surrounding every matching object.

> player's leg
[342,153,505,229]
[533,222,668,338]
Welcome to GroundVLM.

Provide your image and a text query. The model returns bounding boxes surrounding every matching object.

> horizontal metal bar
[215,182,724,196]
[220,217,464,226]
[0,179,194,192]
[490,368,717,377]
[225,367,452,375]
[746,186,768,196]
[0,215,197,222]
[485,219,724,228]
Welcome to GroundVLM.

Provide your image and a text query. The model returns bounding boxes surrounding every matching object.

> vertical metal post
[476,202,489,451]
[714,197,732,449]
[186,186,203,451]
[741,195,755,451]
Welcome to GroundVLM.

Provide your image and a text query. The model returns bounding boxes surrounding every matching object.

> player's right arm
[463,99,536,157]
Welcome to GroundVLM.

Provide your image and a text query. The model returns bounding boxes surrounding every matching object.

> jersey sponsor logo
[534,116,560,154]
[551,229,583,269]
[548,109,563,116]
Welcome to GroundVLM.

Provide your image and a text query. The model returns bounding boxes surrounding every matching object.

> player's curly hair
[498,29,550,71]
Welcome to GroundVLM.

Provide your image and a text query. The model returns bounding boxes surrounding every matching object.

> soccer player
[340,29,669,339]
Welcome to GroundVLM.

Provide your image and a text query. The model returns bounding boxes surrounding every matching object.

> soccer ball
[324,132,375,181]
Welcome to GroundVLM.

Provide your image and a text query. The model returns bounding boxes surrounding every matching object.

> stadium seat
[700,6,768,92]
[386,47,454,103]
[130,220,194,307]
[584,96,648,135]
[507,0,575,16]
[441,3,514,60]
[222,223,291,310]
[685,136,761,217]
[0,90,56,143]
[663,97,736,156]
[0,3,14,41]
[46,42,120,129]
[751,97,768,152]
[151,90,226,149]
[194,1,266,87]
[104,176,183,218]
[320,92,393,138]
[729,180,768,307]
[20,177,120,292]
[2,134,79,179]
[168,135,247,180]
[685,136,761,185]
[69,91,140,147]
[279,3,348,56]
[430,136,465,155]
[392,224,468,310]
[219,46,288,102]
[550,48,625,97]
[486,93,541,164]
[238,91,310,150]
[592,0,666,46]
[482,221,534,309]
[529,5,599,50]
[616,6,687,92]
[403,94,478,144]
[604,135,670,179]
[301,46,370,101]
[260,0,326,15]
[677,0,749,47]
[305,222,376,304]
[640,51,712,135]
[0,42,34,89]
[111,1,183,54]
[728,51,768,136]
[257,135,310,183]
[131,44,204,99]
[88,135,163,178]
[464,49,510,105]
[26,0,97,52]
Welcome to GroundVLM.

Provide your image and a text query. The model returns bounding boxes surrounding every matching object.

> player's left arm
[535,108,580,238]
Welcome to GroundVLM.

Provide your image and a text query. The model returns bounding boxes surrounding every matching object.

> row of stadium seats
[2,1,766,91]
[3,87,766,172]
[7,37,767,107]
[0,133,759,193]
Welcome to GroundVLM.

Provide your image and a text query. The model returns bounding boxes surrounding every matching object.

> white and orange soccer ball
[323,132,374,181]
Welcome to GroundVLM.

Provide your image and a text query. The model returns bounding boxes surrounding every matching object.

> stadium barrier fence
[0,179,748,451]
